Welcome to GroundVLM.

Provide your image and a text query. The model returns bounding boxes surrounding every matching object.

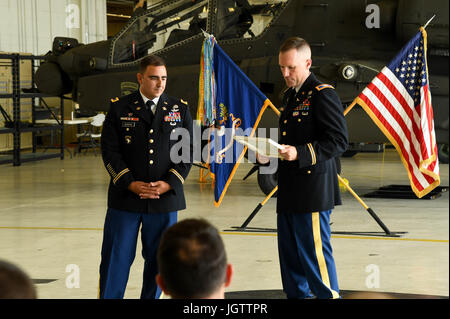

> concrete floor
[0,148,448,299]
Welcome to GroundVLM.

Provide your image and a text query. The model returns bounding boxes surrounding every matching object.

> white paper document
[234,136,284,158]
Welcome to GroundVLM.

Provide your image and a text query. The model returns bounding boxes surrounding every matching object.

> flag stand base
[331,231,408,237]
[226,226,276,233]
[224,227,409,238]
[224,183,409,238]
[363,185,448,200]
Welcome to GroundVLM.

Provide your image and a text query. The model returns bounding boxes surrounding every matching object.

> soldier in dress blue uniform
[98,55,193,299]
[276,37,348,299]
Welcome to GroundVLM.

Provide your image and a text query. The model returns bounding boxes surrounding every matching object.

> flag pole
[344,99,358,116]
[340,97,394,234]
[234,185,278,230]
[423,15,436,29]
[337,175,392,235]
[268,101,281,117]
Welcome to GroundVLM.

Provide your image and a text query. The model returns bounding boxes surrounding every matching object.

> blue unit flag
[198,36,276,206]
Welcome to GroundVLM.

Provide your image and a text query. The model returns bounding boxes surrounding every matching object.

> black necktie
[287,88,297,107]
[146,100,155,122]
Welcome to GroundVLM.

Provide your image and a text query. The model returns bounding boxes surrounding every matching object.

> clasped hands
[128,181,171,199]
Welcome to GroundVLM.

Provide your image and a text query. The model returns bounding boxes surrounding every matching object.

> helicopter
[35,0,449,194]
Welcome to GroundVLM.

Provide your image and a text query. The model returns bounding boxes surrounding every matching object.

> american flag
[355,27,440,198]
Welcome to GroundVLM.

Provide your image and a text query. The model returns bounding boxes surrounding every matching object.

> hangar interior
[0,0,448,299]
[0,152,448,299]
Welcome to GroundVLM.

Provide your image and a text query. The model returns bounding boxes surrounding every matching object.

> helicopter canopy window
[111,0,208,65]
[216,0,287,40]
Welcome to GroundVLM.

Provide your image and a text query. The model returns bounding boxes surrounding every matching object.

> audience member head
[156,218,233,299]
[0,259,36,299]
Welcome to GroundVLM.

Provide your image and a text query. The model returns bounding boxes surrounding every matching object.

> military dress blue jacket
[277,72,348,214]
[101,91,193,214]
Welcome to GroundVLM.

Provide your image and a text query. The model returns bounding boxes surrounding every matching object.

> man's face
[279,48,312,88]
[137,65,167,99]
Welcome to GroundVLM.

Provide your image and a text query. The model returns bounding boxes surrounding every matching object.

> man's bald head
[279,37,312,88]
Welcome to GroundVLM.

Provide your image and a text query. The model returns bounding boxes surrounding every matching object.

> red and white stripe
[357,67,439,197]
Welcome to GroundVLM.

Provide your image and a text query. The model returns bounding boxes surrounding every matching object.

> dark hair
[279,36,310,53]
[139,54,166,73]
[0,259,37,299]
[157,219,227,298]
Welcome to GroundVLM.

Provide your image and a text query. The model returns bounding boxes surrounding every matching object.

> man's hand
[256,152,270,165]
[128,181,150,196]
[128,181,172,199]
[142,181,171,199]
[278,145,298,161]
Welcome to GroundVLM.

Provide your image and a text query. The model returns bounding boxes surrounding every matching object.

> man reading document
[274,37,348,299]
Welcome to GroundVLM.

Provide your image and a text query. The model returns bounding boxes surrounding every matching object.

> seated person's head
[156,218,233,299]
[0,259,36,299]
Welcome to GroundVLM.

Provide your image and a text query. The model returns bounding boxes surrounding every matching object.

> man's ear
[306,58,312,70]
[224,264,233,288]
[137,72,143,86]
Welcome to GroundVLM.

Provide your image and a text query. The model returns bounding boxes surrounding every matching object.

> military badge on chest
[121,112,138,131]
[164,104,181,126]
[292,94,312,117]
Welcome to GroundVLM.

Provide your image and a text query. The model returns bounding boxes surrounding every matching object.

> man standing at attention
[99,55,193,299]
[277,37,348,299]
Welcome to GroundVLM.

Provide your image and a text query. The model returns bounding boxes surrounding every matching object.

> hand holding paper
[234,136,283,159]
[279,144,298,161]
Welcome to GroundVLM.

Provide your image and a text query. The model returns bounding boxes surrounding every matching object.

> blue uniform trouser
[98,208,177,299]
[277,210,340,299]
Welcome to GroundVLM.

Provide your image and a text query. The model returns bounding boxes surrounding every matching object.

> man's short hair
[157,219,227,298]
[139,54,166,73]
[0,259,36,299]
[279,36,310,53]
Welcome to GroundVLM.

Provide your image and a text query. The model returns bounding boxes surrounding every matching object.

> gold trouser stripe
[169,168,184,184]
[307,143,316,165]
[312,212,340,299]
[113,168,130,184]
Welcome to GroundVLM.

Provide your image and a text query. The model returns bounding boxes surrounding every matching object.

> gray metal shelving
[0,53,65,166]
